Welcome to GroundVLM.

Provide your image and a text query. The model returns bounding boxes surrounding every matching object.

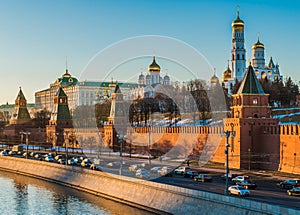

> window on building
[253,98,258,105]
[237,54,240,60]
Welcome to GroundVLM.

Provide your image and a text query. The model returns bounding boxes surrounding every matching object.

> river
[0,170,154,215]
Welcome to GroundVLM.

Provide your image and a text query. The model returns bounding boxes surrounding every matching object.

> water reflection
[0,170,153,215]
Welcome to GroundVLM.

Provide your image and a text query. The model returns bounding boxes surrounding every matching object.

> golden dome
[222,66,232,82]
[232,13,244,27]
[210,69,219,84]
[252,38,264,49]
[210,74,219,84]
[148,56,160,72]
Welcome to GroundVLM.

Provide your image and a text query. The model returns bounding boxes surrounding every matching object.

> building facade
[35,68,138,113]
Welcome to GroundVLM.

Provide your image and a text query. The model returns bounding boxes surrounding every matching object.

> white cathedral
[131,56,171,99]
[217,11,282,94]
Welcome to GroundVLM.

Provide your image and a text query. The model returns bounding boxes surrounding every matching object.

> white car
[150,166,162,174]
[228,185,250,197]
[158,166,174,177]
[135,168,150,179]
[232,175,249,183]
[174,166,191,175]
[0,150,8,156]
[129,164,139,172]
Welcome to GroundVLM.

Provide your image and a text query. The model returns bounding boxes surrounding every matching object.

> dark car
[236,180,257,189]
[287,187,300,196]
[279,179,300,189]
[184,171,199,178]
[90,164,102,171]
[194,174,212,182]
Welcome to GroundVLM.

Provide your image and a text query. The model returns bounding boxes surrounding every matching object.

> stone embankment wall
[0,156,297,215]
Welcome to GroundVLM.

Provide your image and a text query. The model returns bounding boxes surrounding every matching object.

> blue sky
[0,0,300,104]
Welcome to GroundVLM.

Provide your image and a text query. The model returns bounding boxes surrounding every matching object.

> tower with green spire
[46,87,74,146]
[221,63,280,170]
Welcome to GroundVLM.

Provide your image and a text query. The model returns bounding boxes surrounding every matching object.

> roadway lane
[152,172,300,210]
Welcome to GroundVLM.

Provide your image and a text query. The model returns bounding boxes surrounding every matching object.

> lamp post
[248,148,251,171]
[222,129,235,196]
[148,129,151,165]
[128,128,133,159]
[117,133,125,175]
[20,131,30,159]
[64,131,69,167]
[293,153,297,172]
[55,132,59,155]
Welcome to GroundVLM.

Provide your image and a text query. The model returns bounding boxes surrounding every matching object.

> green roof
[78,81,138,88]
[237,64,265,94]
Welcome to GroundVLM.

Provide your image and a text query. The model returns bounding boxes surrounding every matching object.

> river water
[0,170,154,215]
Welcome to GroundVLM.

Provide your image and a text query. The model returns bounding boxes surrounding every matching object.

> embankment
[0,156,296,215]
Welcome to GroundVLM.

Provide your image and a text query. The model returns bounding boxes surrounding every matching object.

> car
[194,174,212,182]
[34,153,42,159]
[174,166,191,175]
[236,180,257,189]
[73,157,82,165]
[221,173,239,181]
[90,164,102,171]
[8,150,16,156]
[228,185,250,197]
[29,151,36,157]
[129,164,139,172]
[184,171,199,178]
[0,150,8,156]
[136,168,150,179]
[232,175,250,183]
[280,179,300,189]
[58,158,66,164]
[81,160,92,167]
[45,156,54,162]
[150,166,162,174]
[158,166,174,177]
[67,158,77,165]
[287,187,300,196]
[54,155,63,161]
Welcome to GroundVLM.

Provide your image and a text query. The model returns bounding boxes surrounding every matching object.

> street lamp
[128,128,133,159]
[222,129,235,196]
[64,131,69,167]
[20,131,30,159]
[117,133,125,175]
[248,148,251,171]
[55,132,59,155]
[148,129,151,165]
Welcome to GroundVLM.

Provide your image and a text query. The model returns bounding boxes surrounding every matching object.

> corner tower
[223,64,279,170]
[9,87,31,125]
[231,11,246,82]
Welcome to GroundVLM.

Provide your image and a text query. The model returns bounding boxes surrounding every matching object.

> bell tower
[231,10,246,82]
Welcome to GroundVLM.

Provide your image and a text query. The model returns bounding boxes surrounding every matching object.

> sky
[0,0,300,104]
